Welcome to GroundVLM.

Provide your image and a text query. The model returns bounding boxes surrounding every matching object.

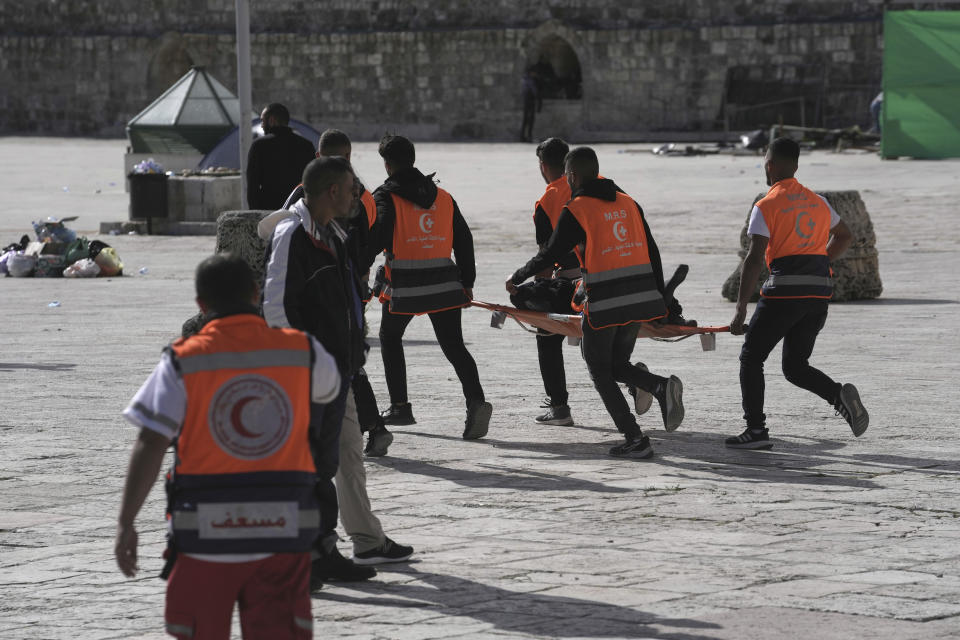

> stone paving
[1,138,959,639]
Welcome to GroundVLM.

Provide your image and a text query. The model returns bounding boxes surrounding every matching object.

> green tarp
[882,11,960,159]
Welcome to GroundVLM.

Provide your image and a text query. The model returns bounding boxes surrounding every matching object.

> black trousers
[739,297,841,428]
[379,305,484,407]
[521,97,536,140]
[580,320,665,438]
[537,333,568,406]
[308,379,350,548]
[510,278,577,407]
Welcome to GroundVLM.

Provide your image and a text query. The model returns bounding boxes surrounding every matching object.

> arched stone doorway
[147,33,195,101]
[530,34,582,100]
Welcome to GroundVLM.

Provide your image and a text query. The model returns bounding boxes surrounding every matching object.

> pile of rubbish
[1,217,124,278]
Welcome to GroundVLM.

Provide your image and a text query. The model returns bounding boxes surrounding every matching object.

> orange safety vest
[361,189,376,229]
[566,191,666,329]
[167,314,319,554]
[535,176,572,230]
[379,189,469,314]
[755,178,834,299]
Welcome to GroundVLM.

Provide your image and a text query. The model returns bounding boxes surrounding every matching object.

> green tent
[882,11,960,159]
[127,66,254,154]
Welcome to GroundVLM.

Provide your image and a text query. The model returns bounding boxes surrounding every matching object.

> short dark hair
[262,103,290,125]
[195,253,257,313]
[378,134,415,168]
[318,129,351,156]
[536,137,569,171]
[302,156,353,198]
[768,136,800,164]
[564,146,599,180]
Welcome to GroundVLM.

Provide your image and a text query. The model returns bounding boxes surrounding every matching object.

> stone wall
[0,0,936,140]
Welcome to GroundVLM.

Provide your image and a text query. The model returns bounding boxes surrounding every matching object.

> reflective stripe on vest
[566,192,666,329]
[166,622,194,637]
[756,178,834,299]
[383,189,469,315]
[168,470,320,554]
[167,315,318,554]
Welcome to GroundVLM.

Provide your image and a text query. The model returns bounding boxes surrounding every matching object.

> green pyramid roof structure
[127,66,254,154]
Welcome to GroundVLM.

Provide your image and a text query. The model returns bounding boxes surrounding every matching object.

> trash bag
[7,253,37,277]
[0,250,13,275]
[63,258,100,278]
[35,254,66,278]
[94,247,123,276]
[64,237,90,266]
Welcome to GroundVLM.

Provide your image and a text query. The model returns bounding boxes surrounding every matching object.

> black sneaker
[463,400,493,440]
[535,402,573,426]
[725,427,773,450]
[609,434,654,459]
[311,544,376,582]
[654,375,684,431]
[627,363,653,416]
[835,383,869,437]
[364,424,394,457]
[353,537,414,566]
[381,402,416,426]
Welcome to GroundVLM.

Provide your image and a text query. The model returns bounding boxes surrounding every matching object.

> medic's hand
[505,277,518,295]
[729,305,748,336]
[115,523,139,577]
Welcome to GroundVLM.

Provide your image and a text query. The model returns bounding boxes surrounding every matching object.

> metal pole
[235,0,252,209]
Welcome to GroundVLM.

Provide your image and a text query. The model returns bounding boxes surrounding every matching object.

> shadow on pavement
[314,566,723,639]
[838,297,959,306]
[0,362,77,371]
[373,452,630,493]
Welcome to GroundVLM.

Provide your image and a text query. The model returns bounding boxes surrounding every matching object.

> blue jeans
[739,298,841,428]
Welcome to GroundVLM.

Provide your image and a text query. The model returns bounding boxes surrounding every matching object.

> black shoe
[609,434,654,459]
[535,401,573,426]
[353,537,414,566]
[627,363,653,416]
[654,375,684,431]
[364,424,394,457]
[725,427,773,450]
[835,383,869,437]
[311,545,376,582]
[381,402,416,426]
[463,400,492,440]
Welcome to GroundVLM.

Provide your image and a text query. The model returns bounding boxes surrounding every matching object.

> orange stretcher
[470,300,730,351]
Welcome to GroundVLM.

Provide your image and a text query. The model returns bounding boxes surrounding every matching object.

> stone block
[721,190,882,303]
[215,210,272,286]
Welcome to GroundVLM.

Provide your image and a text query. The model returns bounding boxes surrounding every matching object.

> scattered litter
[2,218,124,279]
[132,158,164,174]
[47,301,61,308]
[138,267,149,275]
[62,186,69,192]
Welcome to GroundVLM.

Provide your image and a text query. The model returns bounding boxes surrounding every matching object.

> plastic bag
[35,254,66,278]
[63,258,100,278]
[94,247,123,276]
[64,237,90,266]
[0,249,13,275]
[7,253,36,277]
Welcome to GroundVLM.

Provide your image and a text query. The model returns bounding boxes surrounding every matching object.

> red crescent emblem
[229,396,263,438]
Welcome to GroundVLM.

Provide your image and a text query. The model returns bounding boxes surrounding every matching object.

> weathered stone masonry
[0,1,932,140]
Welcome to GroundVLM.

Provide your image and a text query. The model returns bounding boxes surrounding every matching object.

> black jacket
[366,167,477,288]
[512,178,666,293]
[246,127,316,210]
[262,200,366,378]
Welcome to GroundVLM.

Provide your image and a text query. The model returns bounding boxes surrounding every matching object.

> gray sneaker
[835,383,869,437]
[463,401,492,440]
[535,403,574,426]
[655,376,684,431]
[628,363,653,416]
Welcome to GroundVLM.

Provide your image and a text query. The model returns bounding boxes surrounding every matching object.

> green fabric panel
[882,11,960,158]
